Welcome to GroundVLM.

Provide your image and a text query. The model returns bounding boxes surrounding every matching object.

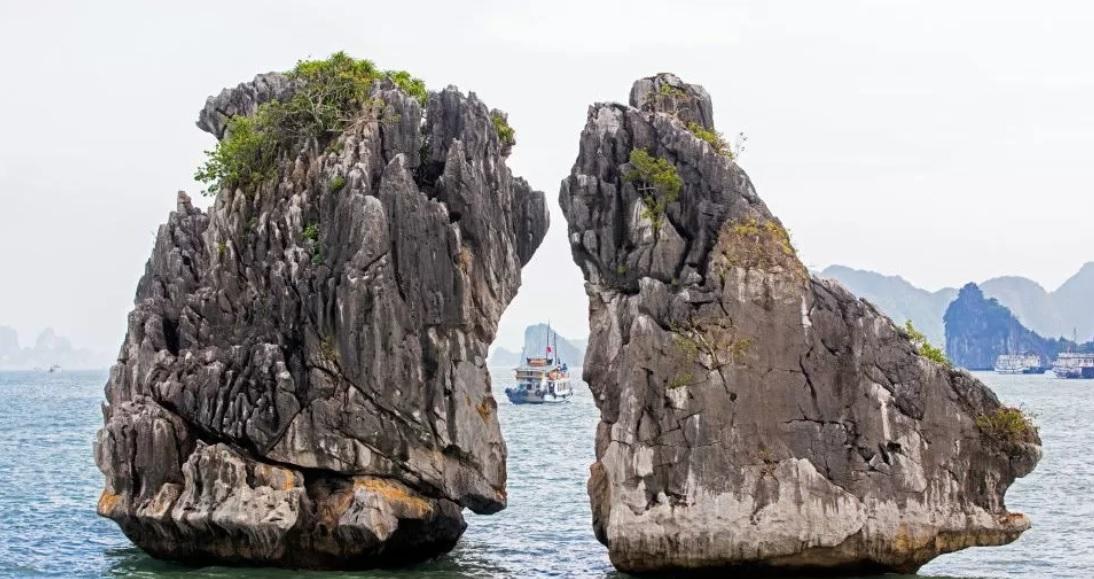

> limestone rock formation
[95,66,547,568]
[560,73,1040,574]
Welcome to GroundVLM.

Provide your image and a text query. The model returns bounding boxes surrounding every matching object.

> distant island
[0,326,104,370]
[489,323,586,367]
[821,263,1094,347]
[944,283,1094,370]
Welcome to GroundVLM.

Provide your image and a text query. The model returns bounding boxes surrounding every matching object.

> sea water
[0,370,1088,578]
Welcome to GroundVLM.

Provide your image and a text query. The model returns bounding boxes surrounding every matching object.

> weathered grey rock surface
[95,74,547,568]
[560,73,1041,574]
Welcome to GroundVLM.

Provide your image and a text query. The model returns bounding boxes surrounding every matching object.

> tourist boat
[1052,353,1094,379]
[505,327,573,404]
[993,354,1047,375]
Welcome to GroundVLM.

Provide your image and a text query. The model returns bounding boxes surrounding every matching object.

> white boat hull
[504,387,572,404]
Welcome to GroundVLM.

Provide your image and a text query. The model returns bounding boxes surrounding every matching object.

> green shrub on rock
[196,52,426,195]
[625,149,682,228]
[385,70,427,104]
[491,113,516,148]
[686,122,734,159]
[194,112,279,195]
[903,320,951,367]
[976,407,1038,446]
[303,223,319,243]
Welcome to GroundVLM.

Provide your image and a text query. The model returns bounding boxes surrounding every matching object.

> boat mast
[547,319,555,361]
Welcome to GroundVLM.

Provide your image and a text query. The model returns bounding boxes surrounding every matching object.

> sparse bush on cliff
[330,175,346,193]
[625,149,682,228]
[196,52,426,195]
[672,318,752,371]
[303,223,319,243]
[491,113,516,148]
[656,83,687,116]
[667,371,694,389]
[732,131,748,160]
[384,69,428,104]
[302,223,322,264]
[903,320,951,367]
[715,217,801,277]
[687,122,733,159]
[976,406,1038,446]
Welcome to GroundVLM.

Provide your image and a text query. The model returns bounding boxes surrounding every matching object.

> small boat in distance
[994,354,1047,375]
[1053,353,1094,379]
[505,325,573,404]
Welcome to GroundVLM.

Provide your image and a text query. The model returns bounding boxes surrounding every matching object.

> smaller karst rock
[945,282,1094,370]
[560,73,1040,575]
[95,55,548,569]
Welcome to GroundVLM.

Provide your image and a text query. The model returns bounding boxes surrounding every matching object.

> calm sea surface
[0,369,1088,578]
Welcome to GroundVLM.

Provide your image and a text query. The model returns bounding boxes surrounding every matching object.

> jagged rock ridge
[560,73,1040,574]
[95,65,548,568]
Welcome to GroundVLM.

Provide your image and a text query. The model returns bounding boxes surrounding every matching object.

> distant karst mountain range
[489,323,586,367]
[0,326,104,370]
[821,263,1094,347]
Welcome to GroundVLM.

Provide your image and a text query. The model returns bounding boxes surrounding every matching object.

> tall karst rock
[95,56,548,568]
[560,73,1040,574]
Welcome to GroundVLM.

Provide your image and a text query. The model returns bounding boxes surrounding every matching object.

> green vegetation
[194,112,279,195]
[195,52,427,195]
[687,122,733,159]
[902,320,951,366]
[330,175,346,193]
[764,221,794,257]
[385,70,427,104]
[715,217,801,276]
[217,240,227,258]
[657,83,687,113]
[625,149,683,228]
[667,371,694,389]
[491,112,516,148]
[976,406,1038,446]
[319,336,338,363]
[658,83,686,97]
[302,223,322,264]
[303,223,319,243]
[672,319,752,370]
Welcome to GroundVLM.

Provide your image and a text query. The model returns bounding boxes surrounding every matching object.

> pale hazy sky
[2,1,1092,361]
